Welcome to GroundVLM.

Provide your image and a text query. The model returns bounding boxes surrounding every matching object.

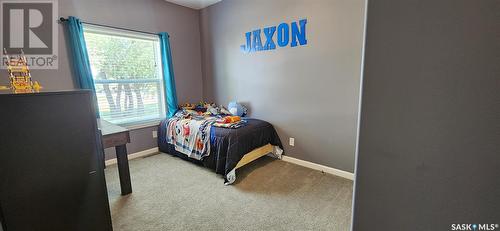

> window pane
[84,26,166,125]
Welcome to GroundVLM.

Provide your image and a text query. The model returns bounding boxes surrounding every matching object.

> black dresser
[0,90,113,231]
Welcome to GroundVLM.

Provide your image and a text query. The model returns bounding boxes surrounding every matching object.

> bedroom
[0,0,498,231]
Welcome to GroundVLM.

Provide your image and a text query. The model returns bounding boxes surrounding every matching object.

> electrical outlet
[152,130,158,138]
[289,137,295,146]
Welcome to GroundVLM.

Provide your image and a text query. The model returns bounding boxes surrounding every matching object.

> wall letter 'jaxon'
[240,19,307,53]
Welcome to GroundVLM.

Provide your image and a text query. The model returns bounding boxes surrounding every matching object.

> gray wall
[0,0,204,159]
[200,0,365,172]
[353,0,500,230]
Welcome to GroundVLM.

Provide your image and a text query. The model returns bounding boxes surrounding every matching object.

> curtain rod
[58,17,160,36]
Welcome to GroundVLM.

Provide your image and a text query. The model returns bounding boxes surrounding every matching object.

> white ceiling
[164,0,222,10]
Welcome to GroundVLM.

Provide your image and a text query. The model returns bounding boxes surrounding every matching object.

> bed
[158,116,283,184]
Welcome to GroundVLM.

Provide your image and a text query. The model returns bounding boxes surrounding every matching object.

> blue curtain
[158,32,179,118]
[66,16,99,116]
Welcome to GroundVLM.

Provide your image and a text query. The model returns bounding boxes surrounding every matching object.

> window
[83,25,166,126]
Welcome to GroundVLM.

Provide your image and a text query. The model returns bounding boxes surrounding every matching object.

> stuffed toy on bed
[228,101,247,117]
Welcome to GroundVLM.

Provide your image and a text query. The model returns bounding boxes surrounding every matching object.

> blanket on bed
[166,116,216,160]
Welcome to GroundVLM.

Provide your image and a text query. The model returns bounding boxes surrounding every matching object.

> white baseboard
[105,147,159,166]
[281,155,354,181]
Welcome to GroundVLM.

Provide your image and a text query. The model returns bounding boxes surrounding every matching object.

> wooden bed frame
[235,143,274,170]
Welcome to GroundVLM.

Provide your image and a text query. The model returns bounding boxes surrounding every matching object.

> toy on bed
[228,101,247,117]
[179,102,232,117]
[213,115,247,128]
[180,103,196,110]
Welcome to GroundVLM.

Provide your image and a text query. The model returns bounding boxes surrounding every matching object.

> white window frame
[83,25,166,128]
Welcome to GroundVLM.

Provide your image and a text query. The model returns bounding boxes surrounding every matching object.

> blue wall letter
[277,23,289,47]
[291,19,307,47]
[240,31,252,53]
[252,29,263,51]
[263,26,276,50]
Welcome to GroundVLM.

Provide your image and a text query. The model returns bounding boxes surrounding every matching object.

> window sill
[122,120,162,130]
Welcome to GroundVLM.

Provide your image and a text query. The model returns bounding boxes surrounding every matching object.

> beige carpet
[105,153,353,231]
